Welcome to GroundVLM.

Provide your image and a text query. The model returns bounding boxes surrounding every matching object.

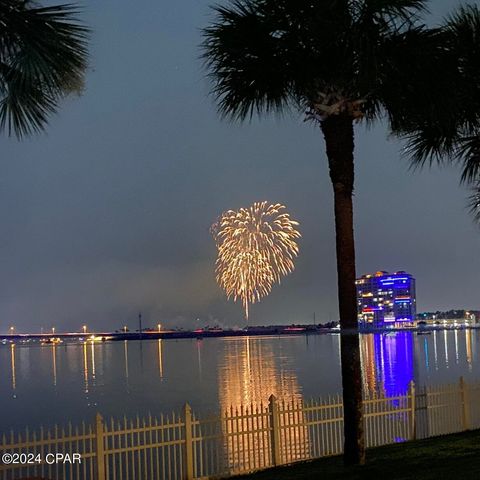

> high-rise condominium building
[356,271,416,328]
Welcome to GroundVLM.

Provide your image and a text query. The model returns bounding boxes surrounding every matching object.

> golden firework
[212,201,301,320]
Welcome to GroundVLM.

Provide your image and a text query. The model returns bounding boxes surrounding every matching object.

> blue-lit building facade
[356,271,416,328]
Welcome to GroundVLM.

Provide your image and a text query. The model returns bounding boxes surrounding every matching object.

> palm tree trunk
[321,113,365,466]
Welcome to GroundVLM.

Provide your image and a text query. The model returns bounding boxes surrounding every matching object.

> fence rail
[1,377,479,480]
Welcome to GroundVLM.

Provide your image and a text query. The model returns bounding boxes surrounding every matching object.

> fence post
[408,381,416,440]
[95,413,106,480]
[184,403,194,480]
[460,376,471,431]
[268,395,281,466]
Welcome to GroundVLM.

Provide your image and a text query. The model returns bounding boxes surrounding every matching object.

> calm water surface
[0,330,478,431]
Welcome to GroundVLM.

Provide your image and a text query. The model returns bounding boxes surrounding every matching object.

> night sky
[1,0,477,332]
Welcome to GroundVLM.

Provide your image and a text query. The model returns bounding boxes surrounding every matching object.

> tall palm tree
[202,0,478,465]
[0,1,88,137]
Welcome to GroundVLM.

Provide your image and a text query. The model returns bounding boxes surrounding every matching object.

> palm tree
[202,0,479,465]
[0,1,89,137]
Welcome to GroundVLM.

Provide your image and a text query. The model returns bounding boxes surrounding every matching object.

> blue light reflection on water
[375,332,414,397]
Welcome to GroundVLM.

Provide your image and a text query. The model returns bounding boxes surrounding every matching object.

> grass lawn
[234,430,480,480]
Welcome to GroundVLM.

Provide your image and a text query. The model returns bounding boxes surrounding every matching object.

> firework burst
[212,201,301,320]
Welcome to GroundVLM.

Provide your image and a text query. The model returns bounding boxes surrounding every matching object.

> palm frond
[468,181,480,223]
[395,4,480,170]
[202,0,292,120]
[379,26,458,167]
[202,0,370,120]
[458,135,480,184]
[202,0,440,124]
[0,69,57,137]
[0,1,89,137]
[401,122,462,171]
[445,4,480,39]
[356,0,429,29]
[444,4,480,132]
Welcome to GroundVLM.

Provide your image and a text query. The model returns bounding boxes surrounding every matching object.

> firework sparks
[212,201,301,320]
